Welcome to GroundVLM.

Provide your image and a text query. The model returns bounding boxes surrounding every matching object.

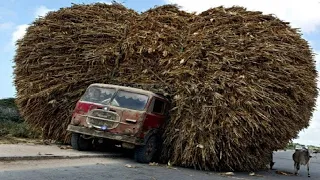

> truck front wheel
[134,136,158,163]
[71,133,92,151]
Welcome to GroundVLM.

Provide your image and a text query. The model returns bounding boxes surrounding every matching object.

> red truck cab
[67,83,170,163]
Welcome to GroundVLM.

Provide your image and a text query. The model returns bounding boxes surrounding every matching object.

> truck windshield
[80,86,116,105]
[110,90,148,111]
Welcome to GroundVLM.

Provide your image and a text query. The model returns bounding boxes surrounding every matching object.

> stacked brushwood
[159,7,318,171]
[14,3,139,141]
[14,3,317,171]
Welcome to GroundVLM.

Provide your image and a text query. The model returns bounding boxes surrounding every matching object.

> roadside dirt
[0,136,42,144]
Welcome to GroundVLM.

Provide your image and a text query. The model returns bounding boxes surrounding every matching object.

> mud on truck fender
[134,129,163,163]
[142,129,162,145]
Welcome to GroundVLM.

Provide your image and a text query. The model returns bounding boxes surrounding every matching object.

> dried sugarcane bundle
[160,6,317,171]
[14,3,139,142]
[13,3,317,171]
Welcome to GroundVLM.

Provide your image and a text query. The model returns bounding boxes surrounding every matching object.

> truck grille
[86,109,120,130]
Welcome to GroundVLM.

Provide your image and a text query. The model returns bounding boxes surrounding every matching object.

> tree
[0,98,23,123]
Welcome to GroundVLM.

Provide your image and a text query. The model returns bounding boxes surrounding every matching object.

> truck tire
[134,136,158,163]
[71,133,92,151]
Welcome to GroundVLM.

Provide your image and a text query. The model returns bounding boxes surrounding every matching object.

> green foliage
[0,120,41,138]
[0,98,41,139]
[286,142,320,150]
[0,98,17,108]
[0,98,23,123]
[286,142,301,149]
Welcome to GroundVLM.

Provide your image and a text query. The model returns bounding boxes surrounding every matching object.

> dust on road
[0,157,119,171]
[0,151,319,180]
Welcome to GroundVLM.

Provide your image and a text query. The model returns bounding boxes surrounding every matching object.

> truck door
[143,97,167,132]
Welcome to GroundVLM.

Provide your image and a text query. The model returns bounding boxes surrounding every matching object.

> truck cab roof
[89,83,168,101]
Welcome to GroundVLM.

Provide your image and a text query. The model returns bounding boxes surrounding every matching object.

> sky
[0,0,319,145]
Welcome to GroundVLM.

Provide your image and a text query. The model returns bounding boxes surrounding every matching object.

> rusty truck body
[67,83,170,163]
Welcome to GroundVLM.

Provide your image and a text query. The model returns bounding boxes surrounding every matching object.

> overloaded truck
[67,83,170,163]
[67,83,275,168]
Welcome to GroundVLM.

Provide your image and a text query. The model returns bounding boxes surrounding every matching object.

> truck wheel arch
[142,128,161,145]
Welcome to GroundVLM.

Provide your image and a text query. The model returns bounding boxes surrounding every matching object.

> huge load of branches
[14,3,317,171]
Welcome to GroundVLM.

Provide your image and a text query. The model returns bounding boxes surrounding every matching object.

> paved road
[0,150,319,180]
[0,144,120,160]
[271,150,320,178]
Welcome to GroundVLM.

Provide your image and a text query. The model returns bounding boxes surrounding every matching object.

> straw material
[14,3,317,171]
[14,3,138,141]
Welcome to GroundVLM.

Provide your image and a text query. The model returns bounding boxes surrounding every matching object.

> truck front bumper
[67,125,144,146]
